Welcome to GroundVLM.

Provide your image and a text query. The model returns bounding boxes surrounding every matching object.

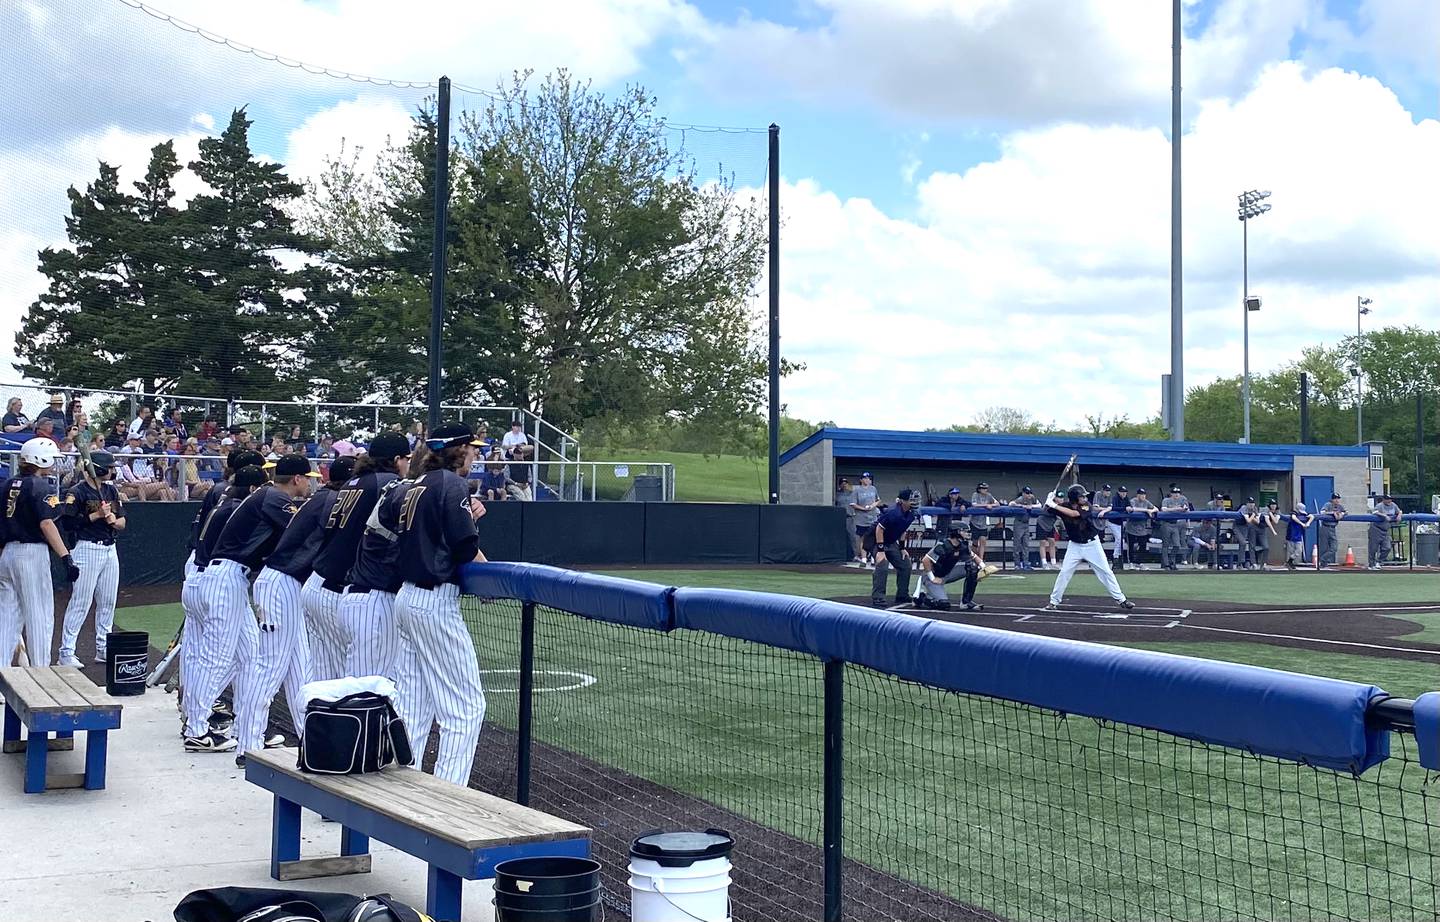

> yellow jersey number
[327,489,365,529]
[397,486,427,534]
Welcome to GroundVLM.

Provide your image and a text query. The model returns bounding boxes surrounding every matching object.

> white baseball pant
[390,630,432,767]
[0,543,56,666]
[59,540,119,662]
[340,588,401,679]
[183,559,258,739]
[1050,537,1128,605]
[301,573,347,682]
[396,582,484,785]
[234,567,312,755]
[179,559,208,698]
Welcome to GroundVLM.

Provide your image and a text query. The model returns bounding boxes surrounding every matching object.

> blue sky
[2,0,1436,429]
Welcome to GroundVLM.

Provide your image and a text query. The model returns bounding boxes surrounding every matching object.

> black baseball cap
[1247,496,1255,502]
[369,431,412,460]
[1103,484,1112,490]
[272,453,320,478]
[1331,492,1342,499]
[327,456,357,483]
[90,450,115,470]
[233,465,267,489]
[897,488,915,501]
[977,482,989,489]
[426,423,483,450]
[229,449,265,472]
[1022,486,1034,494]
[1136,488,1146,494]
[948,487,961,495]
[1169,484,1181,492]
[1118,485,1128,491]
[860,471,872,479]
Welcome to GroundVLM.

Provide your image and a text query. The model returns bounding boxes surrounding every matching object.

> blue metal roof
[780,428,1366,473]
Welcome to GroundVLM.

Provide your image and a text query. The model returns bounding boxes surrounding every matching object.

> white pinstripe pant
[301,573,346,682]
[60,541,119,661]
[235,568,312,755]
[0,543,55,666]
[179,557,208,702]
[341,588,427,766]
[184,560,258,739]
[396,582,484,785]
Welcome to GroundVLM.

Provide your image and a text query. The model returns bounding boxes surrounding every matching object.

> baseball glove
[976,564,1000,581]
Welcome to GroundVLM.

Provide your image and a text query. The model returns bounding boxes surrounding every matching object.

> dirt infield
[830,590,1440,664]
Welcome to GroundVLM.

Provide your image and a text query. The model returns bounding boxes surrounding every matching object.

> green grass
[1382,611,1440,645]
[114,602,183,641]
[576,449,765,502]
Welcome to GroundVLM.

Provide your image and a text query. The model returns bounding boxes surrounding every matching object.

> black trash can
[1416,532,1439,567]
[494,856,602,921]
[105,631,149,696]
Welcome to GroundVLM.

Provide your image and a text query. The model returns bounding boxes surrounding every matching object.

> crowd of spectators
[4,395,545,503]
[838,477,1409,571]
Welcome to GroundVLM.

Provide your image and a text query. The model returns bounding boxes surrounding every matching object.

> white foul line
[1213,604,1440,616]
[1179,624,1440,656]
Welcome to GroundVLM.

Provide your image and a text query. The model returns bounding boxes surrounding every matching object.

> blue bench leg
[5,703,22,746]
[25,730,48,794]
[427,865,463,921]
[341,826,369,857]
[271,795,301,879]
[84,730,108,790]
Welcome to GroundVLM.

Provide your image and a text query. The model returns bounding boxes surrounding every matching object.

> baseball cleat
[93,654,108,664]
[185,731,238,753]
[234,754,247,769]
[1118,600,1136,610]
[1041,603,1060,611]
[58,654,82,667]
[962,602,984,611]
[264,734,285,748]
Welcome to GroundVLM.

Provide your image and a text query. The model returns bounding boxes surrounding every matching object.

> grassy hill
[576,449,766,503]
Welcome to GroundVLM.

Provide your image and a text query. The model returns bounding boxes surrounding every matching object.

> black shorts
[855,524,873,537]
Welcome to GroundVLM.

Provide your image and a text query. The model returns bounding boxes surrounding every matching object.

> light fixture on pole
[1237,190,1271,444]
[1357,296,1373,444]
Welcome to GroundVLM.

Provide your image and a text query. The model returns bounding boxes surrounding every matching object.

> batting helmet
[947,525,970,539]
[1066,483,1091,502]
[19,437,59,468]
[90,450,116,471]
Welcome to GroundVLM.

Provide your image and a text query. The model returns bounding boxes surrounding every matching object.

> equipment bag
[174,886,434,922]
[298,691,412,775]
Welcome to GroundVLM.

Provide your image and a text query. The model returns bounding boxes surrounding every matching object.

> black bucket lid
[631,828,734,867]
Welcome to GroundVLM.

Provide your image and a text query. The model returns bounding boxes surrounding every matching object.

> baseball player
[1369,494,1401,570]
[204,455,316,762]
[916,525,985,611]
[1042,483,1134,612]
[968,482,998,561]
[1093,484,1121,561]
[1124,488,1158,568]
[232,456,353,765]
[1257,500,1281,568]
[1159,485,1190,570]
[304,432,412,681]
[181,464,268,752]
[1237,497,1262,568]
[393,424,488,785]
[58,450,124,666]
[339,454,414,680]
[1318,492,1347,566]
[1010,487,1040,570]
[1285,502,1314,569]
[0,438,80,666]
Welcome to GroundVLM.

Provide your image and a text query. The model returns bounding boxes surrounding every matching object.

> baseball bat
[1047,454,1078,503]
[75,425,102,492]
[147,621,185,686]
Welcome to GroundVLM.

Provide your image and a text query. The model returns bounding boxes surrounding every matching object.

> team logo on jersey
[45,494,60,507]
[65,494,76,504]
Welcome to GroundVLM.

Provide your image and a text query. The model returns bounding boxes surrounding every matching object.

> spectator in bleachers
[1369,493,1401,570]
[35,394,68,429]
[1011,486,1040,570]
[969,482,999,561]
[502,420,528,452]
[170,438,211,501]
[478,458,513,502]
[197,416,219,442]
[476,422,494,451]
[316,434,335,459]
[200,437,225,473]
[128,405,156,437]
[33,417,56,443]
[1123,488,1157,569]
[508,444,535,501]
[1318,492,1347,565]
[115,438,174,501]
[1285,502,1314,569]
[850,473,880,566]
[103,418,127,448]
[54,432,77,486]
[3,396,31,433]
[165,409,189,441]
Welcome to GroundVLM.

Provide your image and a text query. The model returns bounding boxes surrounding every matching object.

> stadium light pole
[1237,190,1271,444]
[427,76,451,432]
[1169,0,1184,442]
[1357,296,1373,444]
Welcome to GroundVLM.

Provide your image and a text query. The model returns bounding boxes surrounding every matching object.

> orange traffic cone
[1344,546,1356,567]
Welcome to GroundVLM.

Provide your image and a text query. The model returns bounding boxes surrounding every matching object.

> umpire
[870,488,917,609]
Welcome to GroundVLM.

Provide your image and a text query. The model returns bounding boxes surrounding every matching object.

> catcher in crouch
[1042,483,1135,612]
[916,525,992,612]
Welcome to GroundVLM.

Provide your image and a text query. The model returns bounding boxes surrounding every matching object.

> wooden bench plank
[249,749,588,849]
[0,669,58,722]
[53,667,115,707]
[29,668,93,710]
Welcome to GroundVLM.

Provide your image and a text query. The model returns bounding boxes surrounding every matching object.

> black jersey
[1057,502,1101,544]
[64,481,124,544]
[3,475,59,544]
[195,495,245,567]
[212,485,303,572]
[924,537,971,578]
[394,469,479,588]
[312,472,396,588]
[188,479,229,550]
[264,487,340,581]
[349,477,414,594]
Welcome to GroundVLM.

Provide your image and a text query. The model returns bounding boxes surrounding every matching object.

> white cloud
[284,96,415,187]
[770,64,1440,431]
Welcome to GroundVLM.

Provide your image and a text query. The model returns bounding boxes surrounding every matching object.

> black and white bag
[299,689,412,775]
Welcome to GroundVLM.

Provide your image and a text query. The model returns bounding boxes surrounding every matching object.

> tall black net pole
[768,124,781,505]
[427,76,451,431]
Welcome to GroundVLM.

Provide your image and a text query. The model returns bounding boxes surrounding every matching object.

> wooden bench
[0,666,123,794]
[246,748,591,920]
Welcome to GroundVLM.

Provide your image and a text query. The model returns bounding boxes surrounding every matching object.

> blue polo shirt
[874,504,915,544]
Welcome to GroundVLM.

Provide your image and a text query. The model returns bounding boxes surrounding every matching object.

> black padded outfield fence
[458,563,1439,922]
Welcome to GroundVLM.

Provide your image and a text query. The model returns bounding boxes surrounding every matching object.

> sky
[2,0,1437,433]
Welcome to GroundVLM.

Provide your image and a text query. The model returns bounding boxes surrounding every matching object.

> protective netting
[461,594,1439,922]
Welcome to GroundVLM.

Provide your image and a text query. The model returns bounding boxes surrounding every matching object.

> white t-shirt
[128,416,148,436]
[501,430,528,450]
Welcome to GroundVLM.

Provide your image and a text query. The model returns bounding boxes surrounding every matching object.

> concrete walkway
[0,685,495,922]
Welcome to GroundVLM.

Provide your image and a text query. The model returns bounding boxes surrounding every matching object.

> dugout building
[781,427,1381,540]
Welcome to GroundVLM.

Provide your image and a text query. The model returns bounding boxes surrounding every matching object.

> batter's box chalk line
[480,669,598,693]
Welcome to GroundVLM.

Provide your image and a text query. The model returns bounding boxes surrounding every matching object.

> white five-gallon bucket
[628,829,735,922]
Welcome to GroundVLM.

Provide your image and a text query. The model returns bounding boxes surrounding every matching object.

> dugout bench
[0,666,122,794]
[245,748,591,921]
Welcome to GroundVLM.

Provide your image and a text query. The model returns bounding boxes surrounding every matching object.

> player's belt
[79,538,115,546]
[322,578,347,593]
[211,558,252,577]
